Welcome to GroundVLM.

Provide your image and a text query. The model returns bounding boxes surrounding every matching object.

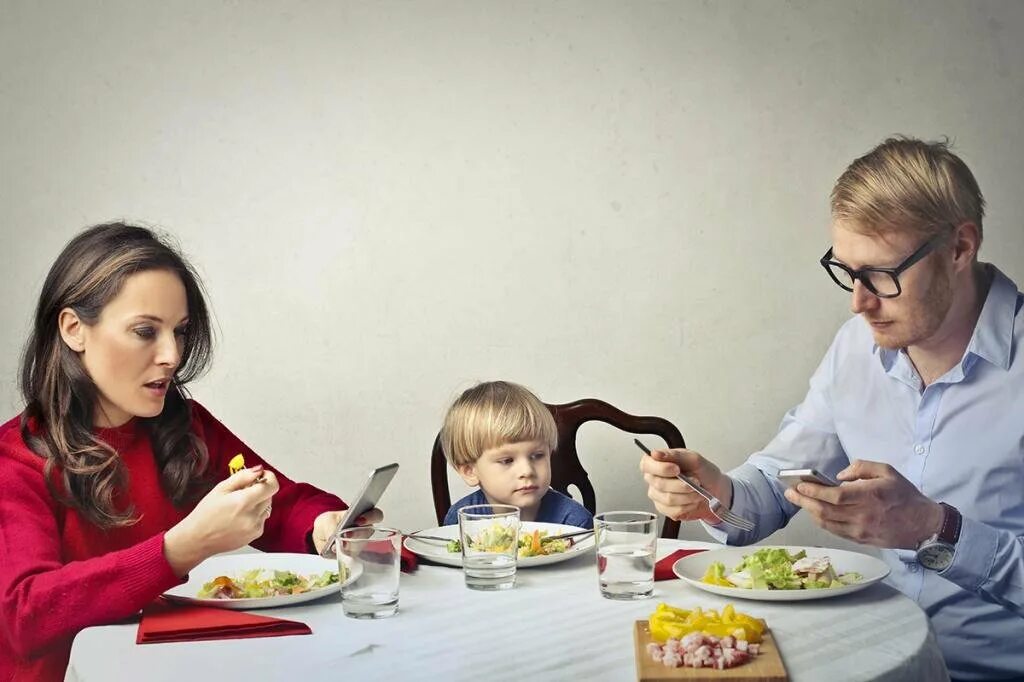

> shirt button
[909,563,920,572]
[914,444,926,455]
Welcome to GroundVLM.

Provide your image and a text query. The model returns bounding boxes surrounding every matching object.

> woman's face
[64,269,189,427]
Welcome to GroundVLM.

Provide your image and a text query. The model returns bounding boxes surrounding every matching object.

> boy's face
[457,440,552,514]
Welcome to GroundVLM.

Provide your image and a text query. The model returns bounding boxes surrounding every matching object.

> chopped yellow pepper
[647,602,765,643]
[228,453,246,475]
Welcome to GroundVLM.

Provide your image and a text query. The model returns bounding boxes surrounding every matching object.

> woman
[0,223,377,681]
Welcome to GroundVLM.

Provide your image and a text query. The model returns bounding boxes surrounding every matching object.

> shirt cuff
[940,515,997,591]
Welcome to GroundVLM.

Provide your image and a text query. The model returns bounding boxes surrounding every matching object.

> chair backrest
[430,397,685,539]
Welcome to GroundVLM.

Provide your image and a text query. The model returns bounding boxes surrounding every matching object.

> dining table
[66,538,949,681]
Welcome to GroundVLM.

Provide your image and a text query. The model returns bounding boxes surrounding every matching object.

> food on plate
[647,602,765,669]
[702,547,862,590]
[445,525,571,557]
[518,528,570,557]
[228,453,246,475]
[197,568,341,599]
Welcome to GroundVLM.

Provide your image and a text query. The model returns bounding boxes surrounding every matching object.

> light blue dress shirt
[705,265,1024,680]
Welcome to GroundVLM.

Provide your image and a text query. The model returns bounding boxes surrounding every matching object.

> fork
[633,438,755,532]
[408,528,593,545]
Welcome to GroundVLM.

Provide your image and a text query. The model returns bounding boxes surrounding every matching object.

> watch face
[918,543,954,571]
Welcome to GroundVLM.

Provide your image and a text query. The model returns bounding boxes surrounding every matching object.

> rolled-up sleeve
[942,516,1024,617]
[701,335,849,545]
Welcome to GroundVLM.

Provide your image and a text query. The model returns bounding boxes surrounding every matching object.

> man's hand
[783,459,944,549]
[640,448,732,524]
[311,507,385,555]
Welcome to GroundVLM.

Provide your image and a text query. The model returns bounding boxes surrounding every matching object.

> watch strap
[937,502,961,545]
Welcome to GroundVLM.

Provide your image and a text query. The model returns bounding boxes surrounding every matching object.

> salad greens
[198,568,342,599]
[446,524,570,557]
[702,548,862,590]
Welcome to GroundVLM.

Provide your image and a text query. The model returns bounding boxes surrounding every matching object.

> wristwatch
[915,502,962,571]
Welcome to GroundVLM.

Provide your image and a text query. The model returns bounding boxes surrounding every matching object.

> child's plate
[404,522,594,568]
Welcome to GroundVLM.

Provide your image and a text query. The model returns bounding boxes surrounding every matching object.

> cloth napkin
[655,548,708,581]
[136,598,311,644]
[400,544,418,573]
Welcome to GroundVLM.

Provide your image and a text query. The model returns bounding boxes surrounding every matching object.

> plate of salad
[403,522,594,568]
[673,546,890,601]
[163,552,361,609]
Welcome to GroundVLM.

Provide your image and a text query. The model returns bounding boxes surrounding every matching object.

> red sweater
[0,401,346,681]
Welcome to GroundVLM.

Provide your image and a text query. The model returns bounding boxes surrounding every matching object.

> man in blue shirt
[641,137,1023,680]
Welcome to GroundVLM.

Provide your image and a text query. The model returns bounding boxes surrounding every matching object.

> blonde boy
[441,381,593,527]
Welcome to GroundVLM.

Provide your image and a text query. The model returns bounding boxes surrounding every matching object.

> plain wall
[2,0,1023,548]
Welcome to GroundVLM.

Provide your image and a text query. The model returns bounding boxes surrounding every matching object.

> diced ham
[648,631,760,670]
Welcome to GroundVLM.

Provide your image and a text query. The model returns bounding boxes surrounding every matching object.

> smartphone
[319,463,400,557]
[777,468,839,488]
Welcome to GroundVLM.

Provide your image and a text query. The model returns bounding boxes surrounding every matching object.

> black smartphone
[319,463,399,557]
[777,468,839,488]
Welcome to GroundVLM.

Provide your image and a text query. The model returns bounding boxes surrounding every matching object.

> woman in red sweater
[0,223,379,681]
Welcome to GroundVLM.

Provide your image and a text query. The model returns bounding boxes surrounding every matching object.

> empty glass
[458,504,520,591]
[336,526,401,618]
[594,511,657,600]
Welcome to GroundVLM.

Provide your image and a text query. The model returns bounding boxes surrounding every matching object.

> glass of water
[336,526,401,618]
[594,511,657,600]
[458,504,520,591]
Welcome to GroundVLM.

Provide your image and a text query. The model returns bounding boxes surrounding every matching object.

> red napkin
[655,548,708,581]
[136,598,311,644]
[400,544,418,573]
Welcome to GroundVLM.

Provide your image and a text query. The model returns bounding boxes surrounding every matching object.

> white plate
[673,545,890,601]
[163,552,360,610]
[404,522,594,568]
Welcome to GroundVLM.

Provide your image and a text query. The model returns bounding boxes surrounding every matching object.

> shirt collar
[966,264,1018,370]
[874,264,1019,374]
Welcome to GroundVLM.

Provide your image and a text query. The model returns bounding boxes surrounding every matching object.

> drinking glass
[336,526,401,618]
[594,511,657,600]
[458,504,520,591]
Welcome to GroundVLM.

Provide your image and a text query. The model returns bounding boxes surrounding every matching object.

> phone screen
[320,463,399,557]
[777,468,838,488]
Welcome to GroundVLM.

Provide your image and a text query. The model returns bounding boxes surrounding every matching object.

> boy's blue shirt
[444,488,593,528]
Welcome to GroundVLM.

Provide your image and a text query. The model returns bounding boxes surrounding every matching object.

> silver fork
[634,438,755,532]
[408,528,593,545]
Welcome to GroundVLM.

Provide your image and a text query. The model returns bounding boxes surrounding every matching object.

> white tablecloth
[67,541,948,681]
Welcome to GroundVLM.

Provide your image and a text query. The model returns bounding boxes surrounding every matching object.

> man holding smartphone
[640,137,1023,681]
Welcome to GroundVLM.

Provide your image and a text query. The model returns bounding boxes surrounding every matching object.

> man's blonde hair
[440,381,558,467]
[831,136,985,243]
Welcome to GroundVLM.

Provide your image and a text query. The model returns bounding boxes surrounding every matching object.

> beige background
[2,1,1022,547]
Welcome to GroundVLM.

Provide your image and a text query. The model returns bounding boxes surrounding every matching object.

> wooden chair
[430,398,685,539]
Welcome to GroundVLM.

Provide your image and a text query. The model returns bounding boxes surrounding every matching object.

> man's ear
[455,462,480,487]
[951,221,981,271]
[58,308,86,352]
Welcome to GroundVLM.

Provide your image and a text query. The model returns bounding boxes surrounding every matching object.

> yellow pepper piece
[655,603,692,619]
[228,454,246,475]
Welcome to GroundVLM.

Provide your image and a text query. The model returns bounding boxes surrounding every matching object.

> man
[641,137,1023,681]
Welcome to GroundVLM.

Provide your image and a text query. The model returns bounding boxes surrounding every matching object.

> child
[440,381,593,528]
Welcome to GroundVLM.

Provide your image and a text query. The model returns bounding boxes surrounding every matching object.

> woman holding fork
[0,222,382,682]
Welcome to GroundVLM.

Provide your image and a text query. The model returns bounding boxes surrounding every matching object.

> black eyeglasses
[819,231,945,298]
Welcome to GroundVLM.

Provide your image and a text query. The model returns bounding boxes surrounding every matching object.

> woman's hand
[311,507,384,555]
[163,466,280,576]
[640,448,732,524]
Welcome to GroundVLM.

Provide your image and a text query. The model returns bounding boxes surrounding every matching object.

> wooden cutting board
[633,621,788,682]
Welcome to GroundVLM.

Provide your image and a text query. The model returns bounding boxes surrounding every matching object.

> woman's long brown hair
[19,222,215,528]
